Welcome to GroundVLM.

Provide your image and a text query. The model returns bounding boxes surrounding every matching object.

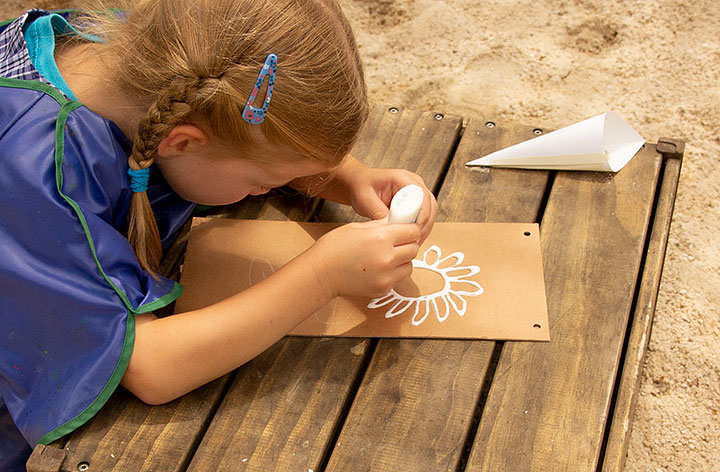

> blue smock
[0,10,195,470]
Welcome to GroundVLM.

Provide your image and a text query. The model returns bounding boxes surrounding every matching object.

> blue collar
[23,13,98,101]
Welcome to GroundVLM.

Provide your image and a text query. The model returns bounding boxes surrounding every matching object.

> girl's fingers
[361,187,391,220]
[392,241,419,265]
[393,261,414,283]
[352,217,388,229]
[384,222,422,245]
[415,191,437,244]
[417,195,432,226]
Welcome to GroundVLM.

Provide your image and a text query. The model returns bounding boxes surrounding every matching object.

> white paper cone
[466,112,645,172]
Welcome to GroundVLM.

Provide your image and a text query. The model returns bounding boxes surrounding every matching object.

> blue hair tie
[127,167,151,193]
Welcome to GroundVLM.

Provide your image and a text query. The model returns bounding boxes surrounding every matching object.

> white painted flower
[367,245,484,326]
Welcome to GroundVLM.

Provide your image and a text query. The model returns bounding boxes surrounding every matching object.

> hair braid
[126,79,214,277]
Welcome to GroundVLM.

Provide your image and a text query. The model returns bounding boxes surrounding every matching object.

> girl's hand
[336,157,438,244]
[303,219,421,299]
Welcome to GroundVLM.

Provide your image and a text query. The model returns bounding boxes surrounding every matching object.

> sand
[2,1,718,470]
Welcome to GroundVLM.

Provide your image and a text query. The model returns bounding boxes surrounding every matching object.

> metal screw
[388,107,398,114]
[533,128,543,135]
[434,113,444,120]
[77,462,90,472]
[485,121,495,128]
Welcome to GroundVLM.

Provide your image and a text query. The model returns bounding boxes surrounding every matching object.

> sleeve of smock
[0,86,183,448]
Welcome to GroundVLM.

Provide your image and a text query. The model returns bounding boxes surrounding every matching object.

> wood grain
[26,444,66,472]
[466,144,662,471]
[601,149,683,472]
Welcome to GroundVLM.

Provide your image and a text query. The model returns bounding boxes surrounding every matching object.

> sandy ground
[2,1,718,470]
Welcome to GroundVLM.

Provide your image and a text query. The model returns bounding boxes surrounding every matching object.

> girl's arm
[122,219,420,405]
[292,155,438,243]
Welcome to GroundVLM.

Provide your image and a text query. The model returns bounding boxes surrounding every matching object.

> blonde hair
[73,0,368,276]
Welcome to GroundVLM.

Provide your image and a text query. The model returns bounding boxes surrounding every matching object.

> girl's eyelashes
[253,185,276,194]
[264,179,292,190]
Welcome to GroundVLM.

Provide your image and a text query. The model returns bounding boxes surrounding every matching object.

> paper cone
[466,112,645,172]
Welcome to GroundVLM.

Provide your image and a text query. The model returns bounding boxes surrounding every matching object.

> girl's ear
[157,124,210,157]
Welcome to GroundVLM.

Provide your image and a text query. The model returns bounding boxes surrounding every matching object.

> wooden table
[28,105,683,472]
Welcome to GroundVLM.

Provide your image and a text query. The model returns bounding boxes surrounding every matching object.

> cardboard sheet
[175,219,550,341]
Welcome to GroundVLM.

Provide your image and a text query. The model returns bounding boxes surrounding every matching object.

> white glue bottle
[387,184,424,224]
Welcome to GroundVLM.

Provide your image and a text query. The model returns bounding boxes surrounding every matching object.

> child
[0,0,438,468]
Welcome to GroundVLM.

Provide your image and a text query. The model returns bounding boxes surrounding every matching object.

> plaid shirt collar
[0,9,52,85]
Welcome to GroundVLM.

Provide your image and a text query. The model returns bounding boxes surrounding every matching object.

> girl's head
[76,0,368,275]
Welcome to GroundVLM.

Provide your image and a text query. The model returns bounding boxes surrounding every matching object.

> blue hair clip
[127,167,151,193]
[242,53,277,124]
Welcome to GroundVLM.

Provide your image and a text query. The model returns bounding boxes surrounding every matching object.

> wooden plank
[59,385,226,471]
[466,145,663,470]
[186,105,462,471]
[324,119,551,471]
[602,141,683,472]
[59,163,326,471]
[26,444,66,472]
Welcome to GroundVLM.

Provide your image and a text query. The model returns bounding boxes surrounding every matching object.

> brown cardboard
[175,218,550,341]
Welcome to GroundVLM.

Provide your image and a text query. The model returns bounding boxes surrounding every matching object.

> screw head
[388,107,399,114]
[485,121,495,128]
[533,128,543,135]
[77,462,90,472]
[434,113,444,120]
